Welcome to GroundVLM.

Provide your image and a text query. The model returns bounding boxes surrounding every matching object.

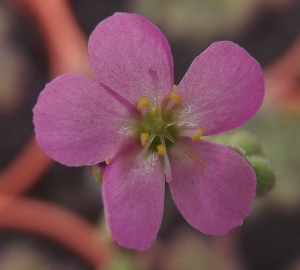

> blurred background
[0,0,300,269]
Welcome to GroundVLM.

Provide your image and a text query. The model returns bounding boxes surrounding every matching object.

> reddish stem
[2,0,94,195]
[0,135,52,196]
[0,196,110,268]
[11,0,93,77]
[264,33,300,112]
[1,1,111,267]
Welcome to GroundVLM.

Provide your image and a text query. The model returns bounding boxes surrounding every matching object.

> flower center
[134,90,206,182]
[136,97,177,153]
[133,95,175,182]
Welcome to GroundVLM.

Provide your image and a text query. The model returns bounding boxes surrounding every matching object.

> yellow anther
[156,144,167,155]
[191,128,206,142]
[167,92,181,104]
[140,133,150,147]
[198,128,205,134]
[105,157,112,164]
[137,96,151,109]
[192,134,201,142]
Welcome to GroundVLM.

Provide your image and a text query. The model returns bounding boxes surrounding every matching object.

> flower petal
[88,13,174,106]
[176,41,264,135]
[168,138,256,235]
[33,73,134,166]
[102,143,165,250]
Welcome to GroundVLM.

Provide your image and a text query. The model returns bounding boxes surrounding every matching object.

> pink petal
[176,41,264,135]
[88,13,174,106]
[168,138,256,235]
[102,143,165,250]
[33,73,134,166]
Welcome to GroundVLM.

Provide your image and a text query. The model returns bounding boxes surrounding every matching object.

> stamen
[156,144,166,155]
[105,157,112,164]
[163,152,172,183]
[148,68,163,120]
[179,127,205,141]
[167,92,180,103]
[165,86,180,112]
[137,96,151,109]
[158,136,172,182]
[133,133,156,169]
[137,96,151,117]
[140,132,150,147]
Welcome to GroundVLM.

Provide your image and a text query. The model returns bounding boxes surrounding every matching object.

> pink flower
[33,13,264,250]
